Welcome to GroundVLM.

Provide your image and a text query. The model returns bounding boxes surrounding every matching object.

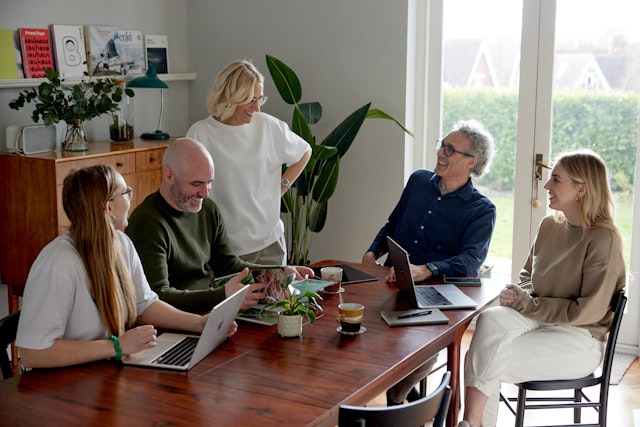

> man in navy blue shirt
[363,119,496,405]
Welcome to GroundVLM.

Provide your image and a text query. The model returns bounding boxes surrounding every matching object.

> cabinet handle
[116,162,124,168]
[149,157,156,163]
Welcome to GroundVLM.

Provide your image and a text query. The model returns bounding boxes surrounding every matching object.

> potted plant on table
[9,67,133,151]
[265,55,414,265]
[262,273,323,338]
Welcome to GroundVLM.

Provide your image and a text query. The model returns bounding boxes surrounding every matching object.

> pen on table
[397,310,432,319]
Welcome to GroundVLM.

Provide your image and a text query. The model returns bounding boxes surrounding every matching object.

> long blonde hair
[62,165,137,336]
[554,148,622,246]
[206,59,264,121]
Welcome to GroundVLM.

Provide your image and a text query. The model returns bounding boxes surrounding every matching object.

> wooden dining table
[0,261,500,427]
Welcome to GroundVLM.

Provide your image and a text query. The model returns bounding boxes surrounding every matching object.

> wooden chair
[0,311,20,380]
[339,371,452,427]
[500,291,627,427]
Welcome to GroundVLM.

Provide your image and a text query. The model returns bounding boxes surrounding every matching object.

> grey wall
[186,0,410,263]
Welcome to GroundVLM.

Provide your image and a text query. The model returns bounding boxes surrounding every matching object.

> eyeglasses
[109,187,133,201]
[436,139,475,158]
[247,96,268,107]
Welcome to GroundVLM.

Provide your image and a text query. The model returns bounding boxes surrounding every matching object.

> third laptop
[386,236,477,310]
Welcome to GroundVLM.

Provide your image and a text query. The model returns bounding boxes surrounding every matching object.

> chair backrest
[0,311,21,380]
[600,291,627,385]
[338,371,452,427]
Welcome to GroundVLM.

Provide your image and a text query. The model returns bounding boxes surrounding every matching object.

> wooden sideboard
[0,139,172,314]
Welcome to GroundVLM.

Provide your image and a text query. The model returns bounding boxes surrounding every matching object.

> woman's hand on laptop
[284,265,314,280]
[119,324,158,356]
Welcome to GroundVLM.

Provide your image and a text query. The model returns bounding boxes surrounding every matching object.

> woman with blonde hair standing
[187,59,311,265]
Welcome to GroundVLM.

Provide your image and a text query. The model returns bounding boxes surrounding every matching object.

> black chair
[500,291,627,427]
[0,311,20,380]
[339,371,452,427]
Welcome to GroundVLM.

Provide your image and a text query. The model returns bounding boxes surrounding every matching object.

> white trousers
[464,306,604,427]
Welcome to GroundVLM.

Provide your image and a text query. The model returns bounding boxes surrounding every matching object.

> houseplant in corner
[9,67,133,151]
[265,55,413,265]
[262,273,323,337]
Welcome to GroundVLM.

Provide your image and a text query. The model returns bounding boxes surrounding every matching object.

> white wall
[0,0,191,150]
[186,0,411,263]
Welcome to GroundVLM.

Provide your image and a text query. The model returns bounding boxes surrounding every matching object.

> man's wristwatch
[281,178,292,189]
[426,262,439,277]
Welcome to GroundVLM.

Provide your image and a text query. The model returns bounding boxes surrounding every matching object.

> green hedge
[443,88,640,192]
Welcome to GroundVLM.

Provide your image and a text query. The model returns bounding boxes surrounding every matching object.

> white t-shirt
[187,112,310,255]
[16,231,158,350]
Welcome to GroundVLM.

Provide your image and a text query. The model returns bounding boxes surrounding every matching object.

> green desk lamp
[126,66,170,139]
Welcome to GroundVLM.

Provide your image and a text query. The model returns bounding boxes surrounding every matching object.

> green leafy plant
[266,54,414,265]
[9,67,133,148]
[262,274,323,323]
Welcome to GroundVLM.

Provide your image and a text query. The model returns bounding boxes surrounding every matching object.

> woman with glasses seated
[362,119,496,406]
[187,59,311,265]
[16,165,240,369]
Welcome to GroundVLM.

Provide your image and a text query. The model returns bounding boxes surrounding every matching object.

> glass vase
[63,121,88,151]
[110,82,135,142]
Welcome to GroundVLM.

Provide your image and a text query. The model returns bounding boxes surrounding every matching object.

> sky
[443,0,640,43]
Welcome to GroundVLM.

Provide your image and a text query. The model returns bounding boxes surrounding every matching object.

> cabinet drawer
[136,149,164,172]
[55,153,136,184]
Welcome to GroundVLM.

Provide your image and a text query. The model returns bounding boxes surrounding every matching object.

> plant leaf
[299,101,322,125]
[312,157,339,203]
[266,55,301,105]
[308,200,328,233]
[367,108,415,137]
[292,106,314,144]
[321,103,370,157]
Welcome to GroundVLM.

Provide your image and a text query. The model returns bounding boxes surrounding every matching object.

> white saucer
[337,325,366,335]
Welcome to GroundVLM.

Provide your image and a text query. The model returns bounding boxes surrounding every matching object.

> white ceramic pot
[277,314,302,337]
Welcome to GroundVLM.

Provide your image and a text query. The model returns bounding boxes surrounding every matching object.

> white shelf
[0,73,197,89]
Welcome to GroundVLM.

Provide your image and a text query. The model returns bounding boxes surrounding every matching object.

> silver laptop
[386,236,477,310]
[123,285,249,370]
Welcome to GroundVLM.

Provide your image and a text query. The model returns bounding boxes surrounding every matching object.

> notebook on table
[311,263,378,285]
[386,236,477,310]
[122,285,249,371]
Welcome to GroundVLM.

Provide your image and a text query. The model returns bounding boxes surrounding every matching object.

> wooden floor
[367,330,640,426]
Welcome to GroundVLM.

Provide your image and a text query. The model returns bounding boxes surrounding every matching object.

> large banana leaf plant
[266,54,413,265]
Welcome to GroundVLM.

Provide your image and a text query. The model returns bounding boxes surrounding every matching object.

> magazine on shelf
[50,24,87,78]
[0,29,23,79]
[84,25,119,75]
[115,29,145,75]
[18,27,54,78]
[144,34,168,73]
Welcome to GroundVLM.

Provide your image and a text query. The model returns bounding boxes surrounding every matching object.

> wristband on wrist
[109,335,122,361]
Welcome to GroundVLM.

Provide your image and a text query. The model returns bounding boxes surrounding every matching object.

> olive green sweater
[126,191,263,313]
[512,215,626,341]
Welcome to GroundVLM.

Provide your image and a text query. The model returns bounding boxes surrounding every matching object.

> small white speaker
[6,124,57,155]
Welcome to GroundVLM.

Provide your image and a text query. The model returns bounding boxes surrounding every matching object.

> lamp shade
[126,66,169,89]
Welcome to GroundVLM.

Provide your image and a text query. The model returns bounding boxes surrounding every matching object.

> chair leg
[515,388,526,427]
[573,389,582,423]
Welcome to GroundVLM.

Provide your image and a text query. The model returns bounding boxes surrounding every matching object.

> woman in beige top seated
[457,149,626,427]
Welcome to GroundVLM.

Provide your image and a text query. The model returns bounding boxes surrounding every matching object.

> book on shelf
[144,34,168,74]
[83,25,119,76]
[0,29,24,79]
[115,29,145,75]
[18,28,54,78]
[50,24,87,78]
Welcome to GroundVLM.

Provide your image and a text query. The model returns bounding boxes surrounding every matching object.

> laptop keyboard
[151,336,199,366]
[416,286,452,307]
